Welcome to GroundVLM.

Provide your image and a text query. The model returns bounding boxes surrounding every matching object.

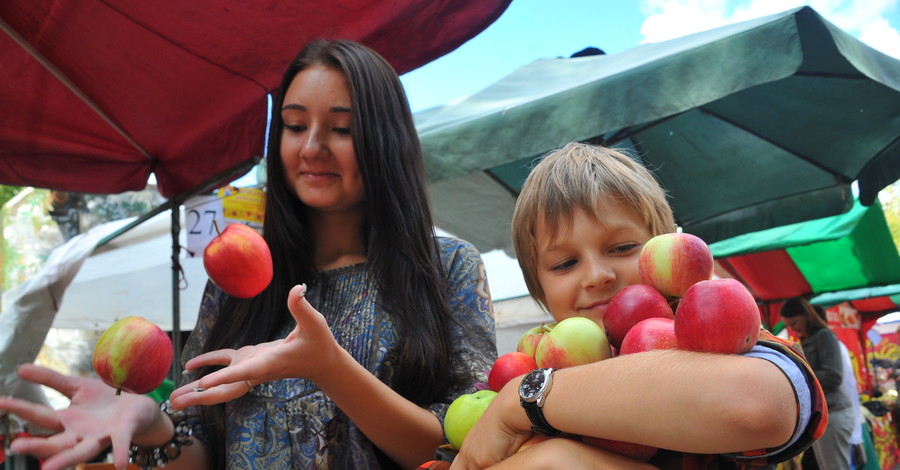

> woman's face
[782,315,809,339]
[280,65,365,214]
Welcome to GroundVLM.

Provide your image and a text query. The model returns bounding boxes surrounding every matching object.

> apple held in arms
[534,316,612,369]
[203,222,273,298]
[604,284,674,350]
[675,278,761,354]
[488,352,537,392]
[639,232,714,298]
[517,322,556,357]
[92,316,174,395]
[443,389,498,450]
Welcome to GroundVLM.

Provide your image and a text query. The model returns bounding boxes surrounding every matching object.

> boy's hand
[449,378,532,469]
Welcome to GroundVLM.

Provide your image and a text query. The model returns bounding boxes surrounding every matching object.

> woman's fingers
[183,349,237,371]
[170,381,249,409]
[0,397,63,431]
[17,364,83,399]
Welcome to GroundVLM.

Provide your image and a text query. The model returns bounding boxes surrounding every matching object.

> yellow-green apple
[488,352,537,392]
[639,233,714,298]
[92,316,173,395]
[517,322,556,358]
[582,435,658,461]
[444,389,498,450]
[604,284,674,349]
[675,279,761,354]
[203,222,273,298]
[619,317,677,355]
[535,317,612,369]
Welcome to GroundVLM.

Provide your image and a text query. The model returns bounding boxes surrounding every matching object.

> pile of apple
[443,232,761,459]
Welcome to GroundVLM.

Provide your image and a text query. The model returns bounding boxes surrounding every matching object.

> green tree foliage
[0,185,23,207]
[881,181,900,254]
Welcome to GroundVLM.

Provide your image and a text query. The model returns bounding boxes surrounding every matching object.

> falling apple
[535,316,611,369]
[619,317,678,355]
[488,352,537,392]
[203,222,273,298]
[92,316,173,395]
[444,389,498,450]
[639,233,714,298]
[604,284,674,349]
[675,279,761,354]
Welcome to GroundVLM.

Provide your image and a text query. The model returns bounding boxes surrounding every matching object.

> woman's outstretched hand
[171,284,344,409]
[0,364,165,470]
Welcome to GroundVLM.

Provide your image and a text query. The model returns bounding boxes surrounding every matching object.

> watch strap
[521,400,561,436]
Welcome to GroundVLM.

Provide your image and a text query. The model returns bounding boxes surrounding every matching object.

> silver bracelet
[129,400,193,469]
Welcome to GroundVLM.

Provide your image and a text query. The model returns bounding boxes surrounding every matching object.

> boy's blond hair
[512,142,675,309]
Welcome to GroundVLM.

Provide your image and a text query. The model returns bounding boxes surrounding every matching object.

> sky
[397,0,900,301]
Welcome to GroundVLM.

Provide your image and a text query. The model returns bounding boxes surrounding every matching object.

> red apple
[203,222,273,298]
[675,279,761,354]
[639,233,714,298]
[444,389,498,450]
[517,322,556,358]
[604,284,674,349]
[488,352,537,392]
[582,436,658,461]
[92,316,173,395]
[619,317,677,355]
[535,317,611,369]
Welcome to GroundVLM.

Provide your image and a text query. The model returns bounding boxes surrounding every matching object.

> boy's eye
[611,243,640,255]
[550,259,577,272]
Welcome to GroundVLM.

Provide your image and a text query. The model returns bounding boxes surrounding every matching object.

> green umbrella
[419,6,900,254]
[709,199,900,302]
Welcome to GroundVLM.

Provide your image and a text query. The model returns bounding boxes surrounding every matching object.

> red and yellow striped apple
[638,233,714,298]
[92,316,173,395]
[604,284,674,349]
[203,222,273,298]
[516,322,556,358]
[535,317,611,369]
[675,279,760,354]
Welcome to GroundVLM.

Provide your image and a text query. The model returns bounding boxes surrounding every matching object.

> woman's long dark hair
[779,297,829,338]
[198,40,462,467]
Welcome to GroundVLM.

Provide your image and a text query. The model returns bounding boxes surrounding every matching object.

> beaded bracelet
[129,400,193,469]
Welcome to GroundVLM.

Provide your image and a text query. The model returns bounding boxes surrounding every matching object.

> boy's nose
[583,260,615,289]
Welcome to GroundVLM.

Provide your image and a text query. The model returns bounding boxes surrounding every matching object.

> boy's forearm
[525,349,795,454]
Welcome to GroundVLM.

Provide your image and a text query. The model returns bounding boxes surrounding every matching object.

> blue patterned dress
[181,237,497,469]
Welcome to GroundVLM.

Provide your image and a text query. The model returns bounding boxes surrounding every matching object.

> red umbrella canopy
[0,0,510,198]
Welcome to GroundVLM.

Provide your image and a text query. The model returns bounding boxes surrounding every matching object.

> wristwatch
[519,368,561,436]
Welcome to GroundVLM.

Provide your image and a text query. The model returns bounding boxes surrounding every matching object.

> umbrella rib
[0,17,154,161]
[697,107,850,182]
[101,0,268,91]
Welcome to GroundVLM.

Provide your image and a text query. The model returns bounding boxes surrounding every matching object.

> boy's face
[534,200,653,327]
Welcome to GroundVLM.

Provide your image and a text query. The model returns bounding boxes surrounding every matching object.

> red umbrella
[0,0,511,198]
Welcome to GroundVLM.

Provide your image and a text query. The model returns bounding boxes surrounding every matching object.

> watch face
[519,369,547,401]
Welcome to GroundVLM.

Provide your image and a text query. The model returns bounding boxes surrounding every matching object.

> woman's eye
[284,124,306,133]
[550,259,577,272]
[334,127,351,135]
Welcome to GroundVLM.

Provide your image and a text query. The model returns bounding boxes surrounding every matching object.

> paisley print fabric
[181,237,497,469]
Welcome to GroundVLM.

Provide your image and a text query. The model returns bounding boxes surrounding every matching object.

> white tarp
[0,212,206,396]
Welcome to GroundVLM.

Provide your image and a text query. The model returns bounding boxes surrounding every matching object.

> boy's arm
[451,348,796,468]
